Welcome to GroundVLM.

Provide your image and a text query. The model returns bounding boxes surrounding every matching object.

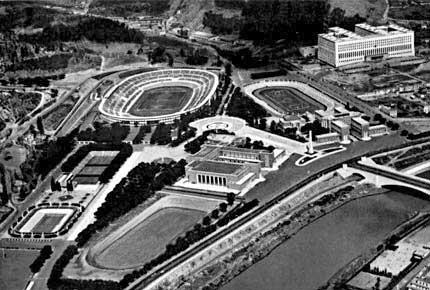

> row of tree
[30,245,53,274]
[77,122,130,143]
[132,125,151,144]
[150,123,172,145]
[75,159,187,247]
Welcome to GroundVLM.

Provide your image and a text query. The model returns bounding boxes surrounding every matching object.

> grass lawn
[127,86,193,117]
[94,207,205,269]
[254,87,324,115]
[0,249,39,290]
[31,214,65,233]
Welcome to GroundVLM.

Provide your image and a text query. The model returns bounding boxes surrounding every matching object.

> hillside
[168,0,241,31]
[167,0,387,31]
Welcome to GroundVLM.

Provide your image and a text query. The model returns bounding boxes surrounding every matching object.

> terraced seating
[99,69,219,124]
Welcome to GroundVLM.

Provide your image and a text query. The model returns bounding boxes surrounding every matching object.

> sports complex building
[318,23,415,67]
[99,68,219,125]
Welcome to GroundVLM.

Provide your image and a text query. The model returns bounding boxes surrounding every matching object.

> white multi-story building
[318,23,415,67]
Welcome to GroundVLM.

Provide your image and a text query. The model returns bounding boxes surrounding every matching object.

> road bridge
[340,158,430,195]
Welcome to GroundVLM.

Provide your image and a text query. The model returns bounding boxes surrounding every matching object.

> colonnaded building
[182,145,285,193]
[318,23,415,67]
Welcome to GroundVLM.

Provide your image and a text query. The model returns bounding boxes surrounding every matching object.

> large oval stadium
[99,69,219,124]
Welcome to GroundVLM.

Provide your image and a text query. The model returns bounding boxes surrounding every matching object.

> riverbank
[175,182,390,290]
[321,211,430,290]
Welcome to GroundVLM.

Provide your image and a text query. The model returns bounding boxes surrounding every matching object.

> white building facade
[318,23,415,67]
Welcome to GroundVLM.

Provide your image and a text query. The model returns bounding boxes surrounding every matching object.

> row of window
[338,35,413,52]
[338,44,413,59]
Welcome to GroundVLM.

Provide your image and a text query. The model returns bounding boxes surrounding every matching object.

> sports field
[253,87,325,115]
[31,214,65,233]
[93,207,205,269]
[127,86,193,117]
[74,175,100,184]
[77,165,108,176]
[87,155,116,165]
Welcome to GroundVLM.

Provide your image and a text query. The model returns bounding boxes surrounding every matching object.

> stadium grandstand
[99,69,219,125]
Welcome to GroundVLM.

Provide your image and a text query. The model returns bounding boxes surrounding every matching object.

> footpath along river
[222,190,430,290]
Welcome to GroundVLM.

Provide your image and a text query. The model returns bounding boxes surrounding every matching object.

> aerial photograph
[3,0,430,290]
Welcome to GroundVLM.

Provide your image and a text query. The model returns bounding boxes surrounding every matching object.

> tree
[202,216,211,226]
[36,116,44,135]
[219,202,227,212]
[50,177,56,192]
[211,209,219,219]
[227,192,235,205]
[401,129,408,136]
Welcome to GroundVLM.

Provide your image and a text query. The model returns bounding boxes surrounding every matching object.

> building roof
[188,160,244,175]
[319,23,413,43]
[352,117,370,126]
[220,146,270,155]
[332,120,350,129]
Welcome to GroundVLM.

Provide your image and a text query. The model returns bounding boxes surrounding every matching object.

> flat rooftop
[320,23,412,43]
[189,160,244,175]
[352,117,369,126]
[332,120,350,129]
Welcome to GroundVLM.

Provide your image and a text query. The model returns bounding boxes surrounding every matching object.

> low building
[315,132,340,146]
[281,115,306,129]
[185,160,260,192]
[331,120,350,144]
[369,124,388,137]
[379,104,398,118]
[299,45,318,58]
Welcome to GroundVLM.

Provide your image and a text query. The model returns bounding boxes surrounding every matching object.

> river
[222,191,430,290]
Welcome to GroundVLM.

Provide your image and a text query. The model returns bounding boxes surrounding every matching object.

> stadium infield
[127,86,193,117]
[92,207,205,269]
[253,86,325,115]
[31,214,65,233]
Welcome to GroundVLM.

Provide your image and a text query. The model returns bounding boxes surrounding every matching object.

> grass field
[127,86,193,117]
[94,207,205,269]
[0,249,39,290]
[31,214,65,233]
[254,87,324,115]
